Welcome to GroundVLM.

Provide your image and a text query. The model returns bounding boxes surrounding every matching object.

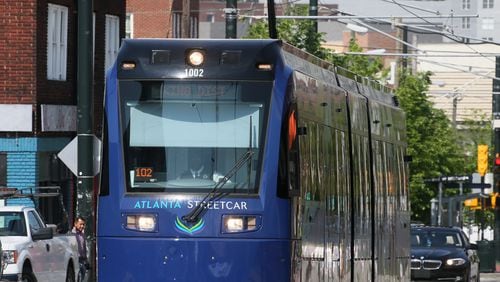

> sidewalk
[481,272,500,281]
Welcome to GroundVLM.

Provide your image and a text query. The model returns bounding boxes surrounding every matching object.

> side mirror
[31,227,54,241]
[469,243,478,250]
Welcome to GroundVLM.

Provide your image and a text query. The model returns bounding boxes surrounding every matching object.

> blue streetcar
[97,39,410,281]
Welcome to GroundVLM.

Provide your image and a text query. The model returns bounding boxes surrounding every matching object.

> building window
[105,15,120,73]
[0,153,6,187]
[126,13,134,39]
[172,14,198,38]
[172,13,181,38]
[206,14,215,23]
[482,18,494,30]
[483,0,494,8]
[462,17,470,29]
[462,0,470,9]
[47,4,68,81]
[190,16,199,38]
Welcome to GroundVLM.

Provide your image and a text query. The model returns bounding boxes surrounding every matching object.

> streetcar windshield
[119,80,272,193]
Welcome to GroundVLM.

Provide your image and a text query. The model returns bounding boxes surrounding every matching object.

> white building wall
[417,43,500,123]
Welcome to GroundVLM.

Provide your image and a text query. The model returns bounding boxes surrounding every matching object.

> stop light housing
[477,145,489,176]
[464,198,481,210]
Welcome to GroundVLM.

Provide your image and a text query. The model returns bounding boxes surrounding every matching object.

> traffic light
[464,193,499,209]
[477,144,489,177]
[492,192,499,208]
[482,194,498,208]
[464,198,481,210]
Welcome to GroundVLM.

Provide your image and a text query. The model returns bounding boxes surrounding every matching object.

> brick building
[126,0,199,39]
[0,0,125,224]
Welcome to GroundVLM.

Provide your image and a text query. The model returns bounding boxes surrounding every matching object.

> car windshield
[0,212,27,236]
[119,80,272,193]
[411,229,463,248]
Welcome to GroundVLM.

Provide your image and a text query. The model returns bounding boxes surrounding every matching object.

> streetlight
[346,23,368,34]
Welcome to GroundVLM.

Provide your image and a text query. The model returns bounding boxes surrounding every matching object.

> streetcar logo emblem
[175,216,205,235]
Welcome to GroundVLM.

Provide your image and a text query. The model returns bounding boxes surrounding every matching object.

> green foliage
[244,21,269,39]
[458,112,491,173]
[458,113,493,230]
[397,72,463,224]
[330,39,387,80]
[244,5,331,58]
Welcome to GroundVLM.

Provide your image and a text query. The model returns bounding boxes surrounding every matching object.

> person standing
[72,216,88,282]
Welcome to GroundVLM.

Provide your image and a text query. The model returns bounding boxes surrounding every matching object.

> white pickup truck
[0,206,78,282]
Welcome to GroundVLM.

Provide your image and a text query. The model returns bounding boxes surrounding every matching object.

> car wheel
[21,265,37,282]
[66,263,76,282]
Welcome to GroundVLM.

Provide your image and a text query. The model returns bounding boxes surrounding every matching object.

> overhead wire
[381,0,496,62]
[417,58,500,81]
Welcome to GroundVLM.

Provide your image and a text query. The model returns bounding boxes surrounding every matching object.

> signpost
[425,175,490,227]
[478,145,489,240]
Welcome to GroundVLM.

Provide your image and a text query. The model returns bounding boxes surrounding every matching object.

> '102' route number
[185,68,204,78]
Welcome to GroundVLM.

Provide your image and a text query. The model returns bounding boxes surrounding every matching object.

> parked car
[0,206,78,282]
[411,226,480,282]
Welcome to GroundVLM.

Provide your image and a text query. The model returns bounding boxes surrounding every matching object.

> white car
[0,206,78,282]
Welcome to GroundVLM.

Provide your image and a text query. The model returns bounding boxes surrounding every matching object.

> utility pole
[267,0,277,39]
[309,0,318,33]
[493,56,500,272]
[225,0,237,38]
[77,0,94,281]
[181,0,191,38]
[402,25,408,71]
[438,180,443,226]
[393,18,403,88]
[452,95,458,129]
[478,144,488,240]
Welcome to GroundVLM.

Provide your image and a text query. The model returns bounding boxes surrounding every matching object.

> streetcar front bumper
[98,237,290,282]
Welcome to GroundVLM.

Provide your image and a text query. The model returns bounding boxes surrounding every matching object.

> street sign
[57,136,102,176]
[424,175,471,183]
[442,183,491,189]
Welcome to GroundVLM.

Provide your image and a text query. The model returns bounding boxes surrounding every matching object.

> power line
[326,43,500,57]
[418,58,500,81]
[241,14,478,20]
[381,0,442,16]
[379,1,496,62]
[341,52,500,58]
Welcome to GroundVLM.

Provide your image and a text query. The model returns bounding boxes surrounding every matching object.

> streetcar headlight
[125,214,157,232]
[121,61,136,70]
[257,63,273,71]
[2,250,18,264]
[445,258,466,266]
[222,215,259,233]
[225,217,244,231]
[187,50,205,66]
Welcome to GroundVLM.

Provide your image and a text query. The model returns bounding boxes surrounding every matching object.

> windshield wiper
[182,150,254,223]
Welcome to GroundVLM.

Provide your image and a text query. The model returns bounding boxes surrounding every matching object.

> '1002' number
[185,68,204,77]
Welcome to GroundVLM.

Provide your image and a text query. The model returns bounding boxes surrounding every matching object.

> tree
[396,71,463,223]
[244,5,330,58]
[330,39,387,80]
[458,112,494,230]
[459,112,491,173]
